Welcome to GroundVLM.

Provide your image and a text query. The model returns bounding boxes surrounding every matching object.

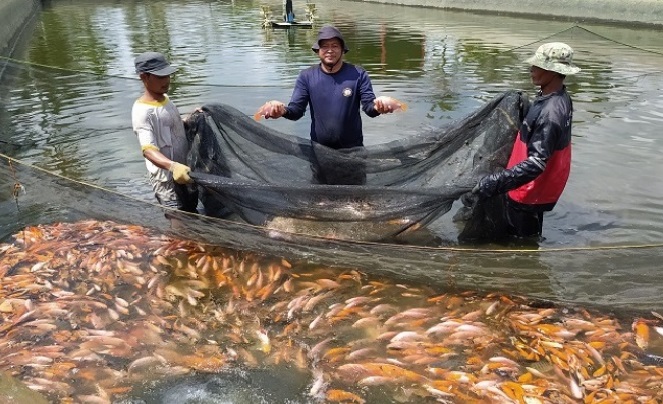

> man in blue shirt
[258,26,402,183]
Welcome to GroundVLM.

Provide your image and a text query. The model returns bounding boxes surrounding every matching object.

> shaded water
[1,0,663,356]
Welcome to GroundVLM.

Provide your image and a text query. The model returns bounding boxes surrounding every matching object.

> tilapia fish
[374,95,408,112]
[253,100,285,120]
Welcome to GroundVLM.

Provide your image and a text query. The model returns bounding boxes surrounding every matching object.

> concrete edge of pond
[352,0,663,27]
[0,0,40,57]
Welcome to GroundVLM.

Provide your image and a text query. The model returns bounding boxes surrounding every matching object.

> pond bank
[353,0,663,27]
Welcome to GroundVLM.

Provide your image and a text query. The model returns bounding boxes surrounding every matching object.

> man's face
[317,38,343,67]
[141,72,171,95]
[529,65,557,88]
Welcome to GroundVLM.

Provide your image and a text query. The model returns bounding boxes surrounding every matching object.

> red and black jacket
[493,86,573,212]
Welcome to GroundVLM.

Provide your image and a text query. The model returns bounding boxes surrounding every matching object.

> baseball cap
[134,52,177,76]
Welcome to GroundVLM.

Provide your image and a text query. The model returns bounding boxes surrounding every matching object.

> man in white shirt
[131,51,197,212]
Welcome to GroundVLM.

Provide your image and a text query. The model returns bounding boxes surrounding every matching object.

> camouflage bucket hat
[524,42,581,75]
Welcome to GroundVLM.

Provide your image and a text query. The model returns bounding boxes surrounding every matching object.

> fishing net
[185,90,528,242]
[0,44,525,244]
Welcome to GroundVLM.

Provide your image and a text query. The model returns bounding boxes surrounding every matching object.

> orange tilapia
[374,96,408,112]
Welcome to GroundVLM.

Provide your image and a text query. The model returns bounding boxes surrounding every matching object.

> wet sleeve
[359,70,379,118]
[491,113,559,194]
[284,73,309,121]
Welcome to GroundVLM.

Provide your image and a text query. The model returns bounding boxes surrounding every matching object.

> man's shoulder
[134,95,173,106]
[340,62,366,73]
[300,64,320,75]
[540,89,572,113]
[295,65,320,84]
[132,98,151,114]
[133,96,175,113]
[300,63,366,73]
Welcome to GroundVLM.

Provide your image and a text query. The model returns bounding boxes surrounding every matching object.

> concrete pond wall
[355,0,663,27]
[2,0,661,57]
[0,0,40,57]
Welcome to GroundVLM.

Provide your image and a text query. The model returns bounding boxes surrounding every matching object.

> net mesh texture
[185,90,528,243]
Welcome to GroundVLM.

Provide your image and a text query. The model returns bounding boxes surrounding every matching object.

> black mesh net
[185,90,528,242]
[4,154,663,316]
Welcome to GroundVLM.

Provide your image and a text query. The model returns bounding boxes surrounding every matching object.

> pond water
[1,0,663,327]
[2,0,662,247]
[2,0,663,402]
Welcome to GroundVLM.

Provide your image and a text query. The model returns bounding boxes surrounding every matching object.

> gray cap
[311,26,349,54]
[134,52,177,76]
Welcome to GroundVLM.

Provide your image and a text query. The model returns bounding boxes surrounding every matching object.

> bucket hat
[311,26,349,54]
[134,52,177,76]
[524,42,580,75]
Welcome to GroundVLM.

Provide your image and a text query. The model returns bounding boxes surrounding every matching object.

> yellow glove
[169,162,191,184]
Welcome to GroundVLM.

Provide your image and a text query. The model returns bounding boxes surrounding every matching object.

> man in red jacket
[471,42,581,238]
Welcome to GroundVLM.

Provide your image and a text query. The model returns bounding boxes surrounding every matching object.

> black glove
[474,173,501,199]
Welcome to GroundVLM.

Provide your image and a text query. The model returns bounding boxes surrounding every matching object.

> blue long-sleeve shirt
[283,62,380,149]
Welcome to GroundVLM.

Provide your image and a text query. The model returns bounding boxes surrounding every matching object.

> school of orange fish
[1,220,663,403]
